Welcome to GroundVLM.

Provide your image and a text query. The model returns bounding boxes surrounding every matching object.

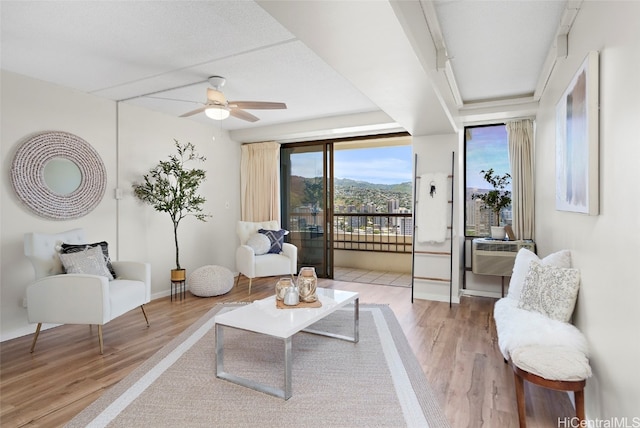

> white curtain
[506,119,534,240]
[240,141,281,222]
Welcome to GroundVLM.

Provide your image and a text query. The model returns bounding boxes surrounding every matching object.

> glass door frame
[280,141,334,278]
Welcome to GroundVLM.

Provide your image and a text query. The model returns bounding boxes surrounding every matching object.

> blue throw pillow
[258,228,287,254]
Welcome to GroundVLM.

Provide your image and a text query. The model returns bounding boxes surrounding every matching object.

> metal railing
[288,212,413,254]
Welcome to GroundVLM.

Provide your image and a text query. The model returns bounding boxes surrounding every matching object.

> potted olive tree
[132,140,210,281]
[472,168,511,239]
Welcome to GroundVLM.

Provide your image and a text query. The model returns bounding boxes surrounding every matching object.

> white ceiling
[0,0,573,141]
[433,0,567,102]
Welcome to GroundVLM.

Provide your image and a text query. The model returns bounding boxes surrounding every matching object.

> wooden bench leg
[513,371,527,428]
[511,362,587,428]
[575,388,585,422]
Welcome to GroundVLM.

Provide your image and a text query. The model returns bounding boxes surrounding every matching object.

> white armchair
[24,228,151,354]
[235,220,297,294]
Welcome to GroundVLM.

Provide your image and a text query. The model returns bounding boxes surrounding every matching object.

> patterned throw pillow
[58,245,114,280]
[246,233,271,255]
[258,228,287,254]
[61,241,117,278]
[517,260,580,322]
[507,248,571,301]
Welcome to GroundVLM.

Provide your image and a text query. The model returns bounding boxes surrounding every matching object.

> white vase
[491,226,506,240]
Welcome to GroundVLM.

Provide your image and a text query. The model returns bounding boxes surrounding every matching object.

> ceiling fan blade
[207,88,227,105]
[229,108,260,122]
[229,101,287,110]
[180,106,207,117]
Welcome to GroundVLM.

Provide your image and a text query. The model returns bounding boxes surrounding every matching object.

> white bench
[493,248,591,427]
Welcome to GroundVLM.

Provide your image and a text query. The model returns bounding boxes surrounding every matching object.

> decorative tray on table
[275,299,322,309]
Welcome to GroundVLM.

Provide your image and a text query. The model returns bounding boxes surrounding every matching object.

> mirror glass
[43,157,82,195]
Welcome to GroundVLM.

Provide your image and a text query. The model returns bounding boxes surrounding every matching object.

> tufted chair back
[236,220,280,245]
[24,228,86,279]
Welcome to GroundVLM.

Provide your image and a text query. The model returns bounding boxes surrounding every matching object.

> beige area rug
[66,303,450,428]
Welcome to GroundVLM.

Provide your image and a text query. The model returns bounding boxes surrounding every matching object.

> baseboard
[151,289,174,300]
[413,290,461,304]
[462,289,503,299]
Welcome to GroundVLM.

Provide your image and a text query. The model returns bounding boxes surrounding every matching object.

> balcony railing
[288,212,413,254]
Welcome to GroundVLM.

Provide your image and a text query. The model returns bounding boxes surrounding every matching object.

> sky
[465,125,511,189]
[291,146,413,185]
[290,128,510,189]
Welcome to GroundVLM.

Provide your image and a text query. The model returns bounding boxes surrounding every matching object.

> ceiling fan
[180,76,287,122]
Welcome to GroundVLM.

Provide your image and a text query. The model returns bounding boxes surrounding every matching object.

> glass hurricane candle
[275,277,293,301]
[297,267,318,303]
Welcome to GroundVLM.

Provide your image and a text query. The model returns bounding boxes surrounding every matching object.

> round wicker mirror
[10,131,106,219]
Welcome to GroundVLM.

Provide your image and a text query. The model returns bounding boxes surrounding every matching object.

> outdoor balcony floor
[333,267,412,287]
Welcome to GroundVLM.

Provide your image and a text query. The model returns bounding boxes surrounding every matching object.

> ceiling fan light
[205,106,230,120]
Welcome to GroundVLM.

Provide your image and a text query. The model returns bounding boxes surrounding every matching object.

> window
[465,124,512,237]
[333,143,412,215]
[333,139,413,252]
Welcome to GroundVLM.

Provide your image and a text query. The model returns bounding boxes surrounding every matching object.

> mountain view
[289,176,412,213]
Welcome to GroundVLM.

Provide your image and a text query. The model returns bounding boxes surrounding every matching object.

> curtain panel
[240,141,281,222]
[506,119,535,240]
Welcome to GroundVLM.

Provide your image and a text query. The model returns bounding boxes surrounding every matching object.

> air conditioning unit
[472,239,536,276]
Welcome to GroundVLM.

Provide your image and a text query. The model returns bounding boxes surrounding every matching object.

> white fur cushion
[518,261,580,322]
[58,245,114,280]
[246,233,271,255]
[507,248,571,301]
[511,345,591,381]
[493,297,589,361]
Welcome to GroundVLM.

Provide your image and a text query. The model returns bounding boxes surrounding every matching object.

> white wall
[534,2,640,419]
[116,103,240,300]
[412,133,462,303]
[1,71,241,341]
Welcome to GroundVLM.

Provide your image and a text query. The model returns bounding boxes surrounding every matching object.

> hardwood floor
[0,277,575,427]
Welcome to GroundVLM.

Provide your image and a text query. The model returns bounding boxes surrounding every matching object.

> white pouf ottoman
[188,265,234,297]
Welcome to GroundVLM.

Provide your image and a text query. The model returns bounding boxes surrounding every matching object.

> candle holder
[275,277,293,301]
[297,267,318,303]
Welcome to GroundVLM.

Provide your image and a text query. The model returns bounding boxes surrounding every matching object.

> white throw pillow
[58,245,114,280]
[246,233,271,255]
[507,248,571,301]
[517,260,580,322]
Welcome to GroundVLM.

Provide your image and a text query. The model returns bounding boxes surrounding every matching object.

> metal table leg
[302,298,360,343]
[214,297,359,400]
[215,323,293,400]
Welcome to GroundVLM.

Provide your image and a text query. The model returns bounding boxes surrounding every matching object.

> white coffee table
[214,287,359,399]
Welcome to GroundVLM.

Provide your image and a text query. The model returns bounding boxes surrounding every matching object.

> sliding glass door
[280,142,333,278]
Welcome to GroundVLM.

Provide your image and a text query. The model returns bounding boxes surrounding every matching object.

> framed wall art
[555,50,599,215]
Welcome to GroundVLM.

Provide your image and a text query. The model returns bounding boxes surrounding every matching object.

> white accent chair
[24,228,151,354]
[235,220,297,294]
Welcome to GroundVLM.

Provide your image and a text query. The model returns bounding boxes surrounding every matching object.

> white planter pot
[491,226,506,240]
